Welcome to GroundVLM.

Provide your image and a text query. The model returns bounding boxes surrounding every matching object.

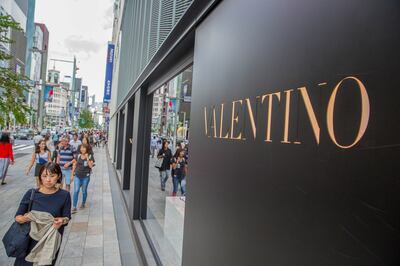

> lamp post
[49,57,78,127]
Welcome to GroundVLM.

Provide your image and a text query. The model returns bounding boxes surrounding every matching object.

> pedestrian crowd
[0,129,108,265]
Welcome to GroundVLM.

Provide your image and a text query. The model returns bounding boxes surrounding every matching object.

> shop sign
[203,76,370,149]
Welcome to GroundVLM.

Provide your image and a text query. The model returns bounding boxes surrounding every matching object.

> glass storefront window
[144,66,192,265]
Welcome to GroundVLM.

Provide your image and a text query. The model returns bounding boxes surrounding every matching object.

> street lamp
[49,57,78,128]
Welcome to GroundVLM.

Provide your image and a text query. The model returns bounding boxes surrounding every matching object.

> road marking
[15,145,34,151]
[13,144,26,149]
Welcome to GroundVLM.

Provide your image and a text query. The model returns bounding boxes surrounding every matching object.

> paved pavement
[0,145,122,266]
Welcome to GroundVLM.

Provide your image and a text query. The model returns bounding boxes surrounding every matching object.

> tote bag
[2,189,35,258]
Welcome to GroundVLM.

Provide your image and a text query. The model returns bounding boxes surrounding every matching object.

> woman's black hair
[0,133,10,143]
[162,140,169,149]
[35,139,48,154]
[38,162,63,184]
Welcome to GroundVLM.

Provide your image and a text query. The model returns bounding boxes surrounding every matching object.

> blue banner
[103,43,115,103]
[44,85,54,102]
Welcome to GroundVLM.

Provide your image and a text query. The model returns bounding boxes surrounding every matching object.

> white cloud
[64,35,102,55]
[35,0,114,98]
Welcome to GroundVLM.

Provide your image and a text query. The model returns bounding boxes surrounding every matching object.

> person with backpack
[71,144,94,213]
[26,140,52,188]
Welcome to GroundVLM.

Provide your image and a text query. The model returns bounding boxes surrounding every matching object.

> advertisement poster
[44,85,54,102]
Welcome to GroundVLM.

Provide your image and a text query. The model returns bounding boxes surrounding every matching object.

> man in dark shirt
[157,141,172,191]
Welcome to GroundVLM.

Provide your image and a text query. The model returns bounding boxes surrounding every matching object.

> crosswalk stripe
[15,145,34,151]
[13,144,26,149]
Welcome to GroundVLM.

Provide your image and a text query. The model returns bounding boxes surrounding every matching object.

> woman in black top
[78,136,95,162]
[171,148,187,196]
[157,140,172,191]
[71,144,94,213]
[15,162,71,266]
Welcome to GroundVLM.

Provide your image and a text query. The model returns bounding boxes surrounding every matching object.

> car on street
[15,129,34,140]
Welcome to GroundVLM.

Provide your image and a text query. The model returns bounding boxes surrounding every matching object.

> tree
[78,109,95,129]
[0,15,32,128]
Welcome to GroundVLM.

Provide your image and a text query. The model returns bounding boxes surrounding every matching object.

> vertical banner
[103,43,115,103]
[44,85,53,102]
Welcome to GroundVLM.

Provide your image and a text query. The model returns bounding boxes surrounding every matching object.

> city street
[0,146,122,266]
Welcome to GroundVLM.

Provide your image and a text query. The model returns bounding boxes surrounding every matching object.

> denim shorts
[62,168,72,185]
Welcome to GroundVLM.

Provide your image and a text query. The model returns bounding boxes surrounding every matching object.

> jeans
[62,168,72,185]
[73,176,90,208]
[172,175,186,196]
[159,169,171,189]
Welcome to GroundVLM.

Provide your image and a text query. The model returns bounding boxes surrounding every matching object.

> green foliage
[78,109,95,129]
[0,15,32,128]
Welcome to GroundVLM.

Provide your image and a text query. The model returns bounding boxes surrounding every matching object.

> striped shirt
[59,145,74,169]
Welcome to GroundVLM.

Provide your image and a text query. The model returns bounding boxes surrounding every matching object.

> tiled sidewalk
[57,147,122,266]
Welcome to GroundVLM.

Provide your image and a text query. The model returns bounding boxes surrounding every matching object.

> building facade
[44,69,68,127]
[107,1,400,265]
[28,22,49,127]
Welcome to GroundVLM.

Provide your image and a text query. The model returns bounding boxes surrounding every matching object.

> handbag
[155,157,163,169]
[2,188,35,258]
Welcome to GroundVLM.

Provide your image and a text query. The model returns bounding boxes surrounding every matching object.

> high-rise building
[28,22,49,127]
[0,0,28,76]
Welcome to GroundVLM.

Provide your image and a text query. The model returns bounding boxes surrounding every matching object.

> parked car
[16,129,34,140]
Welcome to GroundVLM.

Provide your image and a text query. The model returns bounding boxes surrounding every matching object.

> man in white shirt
[69,133,82,155]
[33,133,44,145]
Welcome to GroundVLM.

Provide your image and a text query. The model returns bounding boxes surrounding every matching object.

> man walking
[33,132,43,145]
[57,137,75,192]
[69,133,82,156]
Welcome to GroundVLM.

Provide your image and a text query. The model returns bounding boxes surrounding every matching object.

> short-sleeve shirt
[59,145,74,169]
[69,140,82,154]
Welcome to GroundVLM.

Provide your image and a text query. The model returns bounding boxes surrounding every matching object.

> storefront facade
[108,0,400,265]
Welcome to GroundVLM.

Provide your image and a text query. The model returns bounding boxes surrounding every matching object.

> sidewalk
[0,146,123,266]
[57,147,122,266]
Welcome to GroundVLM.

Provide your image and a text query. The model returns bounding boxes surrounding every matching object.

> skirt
[34,164,43,177]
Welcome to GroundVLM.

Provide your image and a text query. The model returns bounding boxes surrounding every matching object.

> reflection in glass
[144,66,192,265]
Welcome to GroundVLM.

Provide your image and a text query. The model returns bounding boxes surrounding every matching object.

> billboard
[44,85,53,102]
[103,43,115,103]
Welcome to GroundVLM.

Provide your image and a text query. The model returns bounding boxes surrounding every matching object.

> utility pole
[71,57,77,127]
[48,57,78,128]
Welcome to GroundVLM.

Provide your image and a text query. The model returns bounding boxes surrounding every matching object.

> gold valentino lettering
[203,76,370,149]
[261,92,281,142]
[326,76,370,149]
[230,100,243,140]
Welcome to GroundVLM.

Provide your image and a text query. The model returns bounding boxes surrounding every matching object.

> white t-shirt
[69,139,82,153]
[33,135,43,144]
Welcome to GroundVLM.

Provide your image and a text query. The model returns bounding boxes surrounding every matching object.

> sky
[35,0,114,102]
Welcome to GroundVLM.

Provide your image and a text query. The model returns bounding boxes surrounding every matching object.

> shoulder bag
[155,157,163,169]
[2,188,35,258]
